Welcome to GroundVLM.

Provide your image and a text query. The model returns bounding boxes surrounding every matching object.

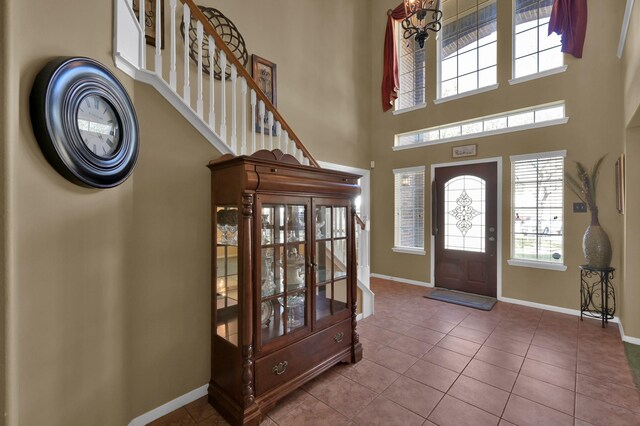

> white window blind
[439,0,497,99]
[513,0,563,78]
[511,152,565,263]
[394,167,425,250]
[396,22,426,111]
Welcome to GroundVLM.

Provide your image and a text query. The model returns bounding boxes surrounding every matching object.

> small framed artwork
[616,153,625,214]
[252,54,277,135]
[132,0,165,49]
[452,144,477,158]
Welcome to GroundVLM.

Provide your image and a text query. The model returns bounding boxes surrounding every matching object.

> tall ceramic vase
[582,208,612,269]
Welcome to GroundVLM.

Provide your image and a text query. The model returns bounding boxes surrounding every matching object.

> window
[513,0,563,79]
[393,167,425,253]
[395,22,426,111]
[395,101,566,149]
[439,0,497,99]
[510,151,566,269]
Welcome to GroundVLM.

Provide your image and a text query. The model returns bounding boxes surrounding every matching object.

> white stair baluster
[282,130,289,154]
[139,0,146,69]
[182,3,190,105]
[297,148,304,163]
[230,64,237,153]
[240,77,247,155]
[250,90,257,154]
[208,37,215,129]
[196,21,204,118]
[220,51,227,144]
[303,157,310,166]
[258,100,265,150]
[155,0,162,75]
[275,122,282,151]
[267,111,274,150]
[169,0,177,90]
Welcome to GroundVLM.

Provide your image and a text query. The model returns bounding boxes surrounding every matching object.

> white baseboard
[498,296,596,320]
[499,296,625,326]
[128,384,208,426]
[371,273,433,288]
[617,320,640,346]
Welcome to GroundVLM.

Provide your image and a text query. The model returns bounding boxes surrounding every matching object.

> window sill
[434,84,499,104]
[508,66,568,86]
[507,259,567,271]
[393,102,427,115]
[392,247,426,255]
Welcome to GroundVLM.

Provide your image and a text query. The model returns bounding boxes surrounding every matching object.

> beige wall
[1,0,7,424]
[2,0,638,424]
[207,0,372,170]
[3,0,372,424]
[369,0,627,314]
[7,0,218,423]
[622,2,640,338]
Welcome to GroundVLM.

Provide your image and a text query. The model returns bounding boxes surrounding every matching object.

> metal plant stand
[580,265,616,328]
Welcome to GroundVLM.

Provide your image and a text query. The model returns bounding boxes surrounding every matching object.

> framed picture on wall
[251,54,277,135]
[132,0,165,49]
[616,153,625,214]
[452,144,477,158]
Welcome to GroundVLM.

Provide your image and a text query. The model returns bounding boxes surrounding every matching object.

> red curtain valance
[381,4,407,112]
[549,0,588,58]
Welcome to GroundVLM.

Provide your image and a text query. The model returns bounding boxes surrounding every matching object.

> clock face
[77,94,120,158]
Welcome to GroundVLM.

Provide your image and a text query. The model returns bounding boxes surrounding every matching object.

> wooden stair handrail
[355,213,366,231]
[180,0,319,167]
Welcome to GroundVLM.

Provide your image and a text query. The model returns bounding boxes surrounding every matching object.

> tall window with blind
[513,0,563,79]
[511,152,565,264]
[395,22,426,111]
[393,167,425,252]
[439,0,497,99]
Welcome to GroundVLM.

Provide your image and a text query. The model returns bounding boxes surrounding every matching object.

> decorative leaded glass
[444,175,486,252]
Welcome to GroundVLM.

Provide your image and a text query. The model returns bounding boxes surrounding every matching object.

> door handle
[488,236,496,242]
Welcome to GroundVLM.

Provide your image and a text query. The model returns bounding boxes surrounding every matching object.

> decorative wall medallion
[448,190,480,236]
[30,57,139,188]
[180,6,248,80]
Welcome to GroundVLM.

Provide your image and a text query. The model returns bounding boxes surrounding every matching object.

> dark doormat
[425,288,497,311]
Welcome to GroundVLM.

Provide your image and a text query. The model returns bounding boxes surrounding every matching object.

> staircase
[114,0,318,165]
[113,0,374,316]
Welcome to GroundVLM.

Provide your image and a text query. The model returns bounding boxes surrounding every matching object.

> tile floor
[150,278,640,426]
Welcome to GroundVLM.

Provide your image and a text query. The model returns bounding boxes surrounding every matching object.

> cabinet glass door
[260,202,308,346]
[215,206,239,346]
[315,204,350,325]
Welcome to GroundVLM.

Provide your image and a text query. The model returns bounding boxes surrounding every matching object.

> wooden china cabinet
[207,150,362,425]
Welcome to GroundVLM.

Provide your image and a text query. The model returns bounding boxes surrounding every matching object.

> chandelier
[402,0,443,48]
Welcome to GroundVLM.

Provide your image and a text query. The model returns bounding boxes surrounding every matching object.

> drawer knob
[334,332,345,343]
[272,361,288,375]
[271,168,278,173]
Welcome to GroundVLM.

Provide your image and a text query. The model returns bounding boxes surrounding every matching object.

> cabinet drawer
[254,320,352,396]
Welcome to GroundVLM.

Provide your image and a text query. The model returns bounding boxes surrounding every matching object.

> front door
[434,162,497,297]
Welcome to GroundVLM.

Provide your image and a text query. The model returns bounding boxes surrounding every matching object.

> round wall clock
[30,57,139,189]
